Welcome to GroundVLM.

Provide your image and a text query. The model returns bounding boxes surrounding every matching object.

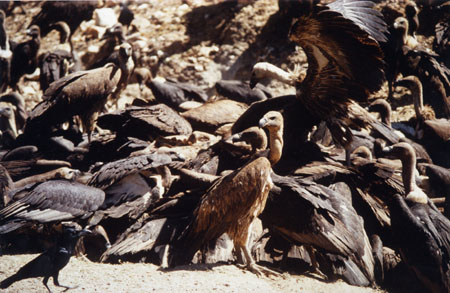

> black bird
[118,2,134,30]
[29,1,97,38]
[9,25,41,89]
[0,224,91,292]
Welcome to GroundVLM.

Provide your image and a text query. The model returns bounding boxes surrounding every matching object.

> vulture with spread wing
[250,0,387,151]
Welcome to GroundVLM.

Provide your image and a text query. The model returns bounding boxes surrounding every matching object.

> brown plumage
[287,0,386,148]
[24,43,134,144]
[169,111,284,277]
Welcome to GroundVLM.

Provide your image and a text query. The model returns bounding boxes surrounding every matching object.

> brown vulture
[169,111,284,277]
[395,75,450,168]
[249,0,387,159]
[261,172,376,286]
[23,42,134,144]
[0,9,11,93]
[380,142,450,293]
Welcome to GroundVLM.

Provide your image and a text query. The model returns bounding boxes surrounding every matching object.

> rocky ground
[0,0,420,291]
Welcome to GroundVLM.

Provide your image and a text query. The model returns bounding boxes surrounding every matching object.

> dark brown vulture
[0,9,11,93]
[250,0,387,157]
[380,142,450,293]
[169,111,284,277]
[261,173,376,286]
[0,92,27,132]
[39,21,75,92]
[395,75,450,168]
[0,179,105,234]
[9,25,41,89]
[24,42,134,144]
[29,0,97,38]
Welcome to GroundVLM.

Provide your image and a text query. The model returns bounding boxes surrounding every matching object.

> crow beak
[249,76,259,89]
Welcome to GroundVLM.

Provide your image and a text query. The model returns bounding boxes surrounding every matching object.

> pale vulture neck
[268,124,284,166]
[411,79,424,121]
[401,150,416,196]
[256,62,296,86]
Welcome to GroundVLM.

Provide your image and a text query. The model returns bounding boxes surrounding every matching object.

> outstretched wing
[289,1,386,118]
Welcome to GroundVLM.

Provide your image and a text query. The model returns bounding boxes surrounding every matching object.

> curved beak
[259,117,268,128]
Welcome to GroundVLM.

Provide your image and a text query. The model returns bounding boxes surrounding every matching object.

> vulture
[29,0,97,38]
[9,25,41,89]
[0,9,11,93]
[395,75,450,168]
[23,42,134,144]
[39,22,75,92]
[118,2,134,30]
[261,173,376,286]
[0,179,105,234]
[249,0,388,164]
[398,46,450,119]
[169,111,284,277]
[0,92,27,132]
[380,142,450,293]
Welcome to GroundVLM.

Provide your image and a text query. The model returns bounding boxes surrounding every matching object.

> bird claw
[245,263,282,279]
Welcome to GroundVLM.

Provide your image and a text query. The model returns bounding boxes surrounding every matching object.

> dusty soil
[0,254,383,292]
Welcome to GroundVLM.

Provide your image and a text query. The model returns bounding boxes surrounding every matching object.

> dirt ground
[0,254,384,292]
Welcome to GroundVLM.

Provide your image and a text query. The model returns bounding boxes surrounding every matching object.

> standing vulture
[0,9,11,93]
[381,142,450,293]
[24,42,134,143]
[250,0,387,155]
[169,111,284,277]
[9,25,41,90]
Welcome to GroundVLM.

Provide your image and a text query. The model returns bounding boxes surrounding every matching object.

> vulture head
[381,142,427,203]
[26,25,41,39]
[249,62,296,88]
[231,126,268,153]
[49,21,71,44]
[259,111,284,166]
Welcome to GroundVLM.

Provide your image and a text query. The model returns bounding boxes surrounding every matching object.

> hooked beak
[79,228,92,236]
[230,132,242,143]
[259,117,268,128]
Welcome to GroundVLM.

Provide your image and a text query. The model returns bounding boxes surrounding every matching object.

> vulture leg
[91,225,111,248]
[305,245,328,280]
[235,230,280,278]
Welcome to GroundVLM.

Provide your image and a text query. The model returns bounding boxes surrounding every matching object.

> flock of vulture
[0,0,449,292]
